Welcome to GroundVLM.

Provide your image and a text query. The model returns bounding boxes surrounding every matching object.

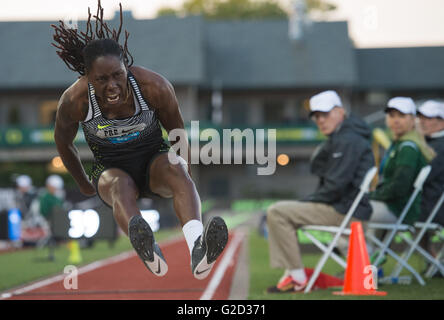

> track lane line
[0,236,183,300]
[200,230,245,300]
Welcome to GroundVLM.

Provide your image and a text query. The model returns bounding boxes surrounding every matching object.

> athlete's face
[88,55,128,107]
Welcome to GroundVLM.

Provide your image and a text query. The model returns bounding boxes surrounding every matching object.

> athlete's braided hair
[51,0,133,75]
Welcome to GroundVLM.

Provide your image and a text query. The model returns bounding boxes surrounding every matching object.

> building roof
[0,15,205,89]
[0,21,78,89]
[0,14,443,90]
[357,47,444,90]
[204,20,356,89]
[117,15,205,85]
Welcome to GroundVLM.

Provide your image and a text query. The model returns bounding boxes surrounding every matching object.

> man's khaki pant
[267,200,361,270]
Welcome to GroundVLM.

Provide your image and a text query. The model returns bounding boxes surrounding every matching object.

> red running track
[3,231,244,300]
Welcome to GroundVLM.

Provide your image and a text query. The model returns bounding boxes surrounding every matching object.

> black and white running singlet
[80,70,169,196]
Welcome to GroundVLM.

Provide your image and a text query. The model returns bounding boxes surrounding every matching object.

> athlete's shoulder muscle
[58,77,89,124]
[128,66,177,110]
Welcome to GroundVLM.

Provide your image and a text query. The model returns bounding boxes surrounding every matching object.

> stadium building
[1,12,444,201]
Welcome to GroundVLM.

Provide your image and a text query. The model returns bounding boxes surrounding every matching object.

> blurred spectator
[417,100,444,258]
[368,97,436,263]
[39,175,65,221]
[266,90,374,293]
[39,175,83,263]
[14,175,37,220]
[369,97,436,226]
[38,175,65,261]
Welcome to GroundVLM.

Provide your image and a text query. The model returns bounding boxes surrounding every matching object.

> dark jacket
[419,131,444,226]
[304,114,375,220]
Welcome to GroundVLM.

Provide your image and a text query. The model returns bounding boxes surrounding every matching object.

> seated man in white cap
[14,175,37,220]
[266,90,375,292]
[369,97,435,226]
[417,100,444,258]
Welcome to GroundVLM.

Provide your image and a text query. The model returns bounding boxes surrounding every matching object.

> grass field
[0,228,182,292]
[248,231,444,300]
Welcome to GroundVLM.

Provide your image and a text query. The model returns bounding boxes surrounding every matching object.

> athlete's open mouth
[106,94,120,104]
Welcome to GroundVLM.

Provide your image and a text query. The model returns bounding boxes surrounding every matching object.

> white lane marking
[0,236,183,300]
[200,231,245,300]
[0,250,135,300]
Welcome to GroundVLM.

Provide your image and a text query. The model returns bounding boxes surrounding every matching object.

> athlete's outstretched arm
[54,90,97,196]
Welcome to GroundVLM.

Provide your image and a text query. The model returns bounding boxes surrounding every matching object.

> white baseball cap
[16,175,32,188]
[46,175,64,190]
[418,100,444,119]
[386,97,416,115]
[309,90,343,115]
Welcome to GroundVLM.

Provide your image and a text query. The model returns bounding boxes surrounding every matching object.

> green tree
[156,7,178,16]
[157,0,286,20]
[306,0,336,12]
[156,0,336,20]
[212,0,287,19]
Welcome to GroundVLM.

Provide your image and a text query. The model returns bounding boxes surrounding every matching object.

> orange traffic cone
[333,222,387,296]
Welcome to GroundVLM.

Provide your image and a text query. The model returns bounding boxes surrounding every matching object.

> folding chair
[366,165,432,285]
[302,166,377,293]
[423,223,444,278]
[302,165,432,289]
[389,188,444,278]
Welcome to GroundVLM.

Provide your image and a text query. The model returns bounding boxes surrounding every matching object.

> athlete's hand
[79,181,97,197]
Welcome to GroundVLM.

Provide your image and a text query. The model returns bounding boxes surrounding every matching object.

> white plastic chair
[390,188,444,278]
[366,165,432,285]
[302,167,377,293]
[424,224,444,278]
[302,165,433,288]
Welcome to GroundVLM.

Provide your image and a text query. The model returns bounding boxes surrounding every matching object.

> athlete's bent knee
[165,162,194,189]
[100,172,138,202]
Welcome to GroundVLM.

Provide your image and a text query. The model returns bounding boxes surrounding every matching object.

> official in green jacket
[39,175,64,220]
[370,97,436,225]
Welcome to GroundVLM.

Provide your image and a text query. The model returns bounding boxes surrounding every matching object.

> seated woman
[370,97,436,227]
